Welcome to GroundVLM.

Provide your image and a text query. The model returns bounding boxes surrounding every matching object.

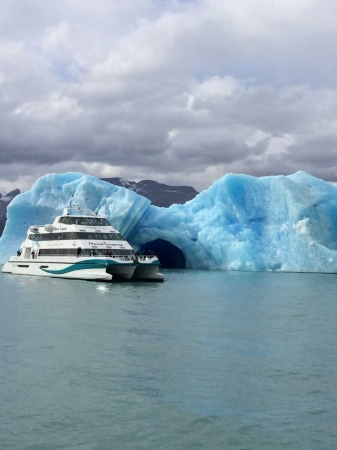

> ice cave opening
[139,239,186,269]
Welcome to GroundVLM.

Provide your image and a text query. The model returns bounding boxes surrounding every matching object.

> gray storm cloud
[1,0,337,193]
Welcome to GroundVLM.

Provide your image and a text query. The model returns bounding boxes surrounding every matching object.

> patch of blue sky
[51,59,86,84]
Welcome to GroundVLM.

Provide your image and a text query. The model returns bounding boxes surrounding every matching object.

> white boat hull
[2,256,135,281]
[2,255,164,281]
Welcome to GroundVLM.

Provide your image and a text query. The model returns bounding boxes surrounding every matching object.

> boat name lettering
[88,241,123,247]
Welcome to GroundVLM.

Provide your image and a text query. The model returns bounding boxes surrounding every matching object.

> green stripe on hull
[39,259,134,275]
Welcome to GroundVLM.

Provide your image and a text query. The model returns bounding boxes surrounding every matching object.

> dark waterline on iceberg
[0,268,336,449]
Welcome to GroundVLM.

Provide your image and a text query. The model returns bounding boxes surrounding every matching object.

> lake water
[0,268,336,450]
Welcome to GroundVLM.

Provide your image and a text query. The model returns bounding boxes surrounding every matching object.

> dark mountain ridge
[101,178,198,207]
[0,189,21,236]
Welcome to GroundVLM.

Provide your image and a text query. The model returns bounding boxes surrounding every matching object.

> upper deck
[55,207,111,227]
[28,207,114,234]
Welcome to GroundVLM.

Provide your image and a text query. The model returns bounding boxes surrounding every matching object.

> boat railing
[132,255,156,261]
[13,253,156,261]
[14,254,134,261]
[63,207,96,217]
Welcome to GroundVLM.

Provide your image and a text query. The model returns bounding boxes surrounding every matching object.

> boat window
[58,217,111,226]
[38,248,135,256]
[39,249,79,256]
[29,232,126,241]
[58,217,72,224]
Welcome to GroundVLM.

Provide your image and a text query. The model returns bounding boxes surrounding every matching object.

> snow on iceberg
[1,171,337,273]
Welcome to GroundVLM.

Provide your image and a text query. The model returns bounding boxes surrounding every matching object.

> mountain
[0,189,21,236]
[101,178,198,207]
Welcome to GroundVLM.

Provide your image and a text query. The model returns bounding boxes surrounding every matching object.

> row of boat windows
[58,217,111,226]
[29,232,126,241]
[38,249,135,256]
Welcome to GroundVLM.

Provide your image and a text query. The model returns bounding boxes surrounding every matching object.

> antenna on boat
[69,191,75,208]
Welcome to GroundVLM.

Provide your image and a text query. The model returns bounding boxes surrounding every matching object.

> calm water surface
[0,268,336,449]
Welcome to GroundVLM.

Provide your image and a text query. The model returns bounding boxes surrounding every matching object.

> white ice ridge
[1,171,337,272]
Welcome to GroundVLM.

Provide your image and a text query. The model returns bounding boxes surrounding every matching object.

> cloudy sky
[1,0,337,194]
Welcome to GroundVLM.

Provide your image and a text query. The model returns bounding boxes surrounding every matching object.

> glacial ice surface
[1,171,337,272]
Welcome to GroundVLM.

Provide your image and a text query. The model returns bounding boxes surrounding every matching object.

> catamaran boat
[2,207,164,281]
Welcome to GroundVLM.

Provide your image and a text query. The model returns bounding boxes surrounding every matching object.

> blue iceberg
[1,171,337,272]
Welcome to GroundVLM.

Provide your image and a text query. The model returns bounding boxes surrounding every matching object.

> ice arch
[140,239,186,269]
